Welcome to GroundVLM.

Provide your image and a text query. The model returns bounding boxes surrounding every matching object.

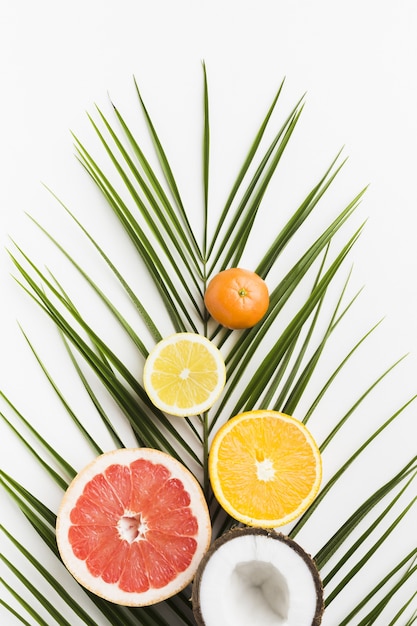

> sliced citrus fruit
[56,448,211,606]
[143,332,226,417]
[204,267,269,329]
[209,410,322,528]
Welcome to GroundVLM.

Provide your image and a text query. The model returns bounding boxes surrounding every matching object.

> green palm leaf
[1,67,415,625]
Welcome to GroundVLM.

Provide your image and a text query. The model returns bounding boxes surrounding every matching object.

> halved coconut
[192,527,324,626]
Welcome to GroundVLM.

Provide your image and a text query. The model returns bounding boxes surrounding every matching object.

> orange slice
[143,333,226,417]
[209,410,322,528]
[56,448,211,606]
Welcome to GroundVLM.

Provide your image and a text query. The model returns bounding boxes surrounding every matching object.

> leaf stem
[202,411,210,497]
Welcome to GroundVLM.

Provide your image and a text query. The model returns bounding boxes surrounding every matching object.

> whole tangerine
[204,268,269,330]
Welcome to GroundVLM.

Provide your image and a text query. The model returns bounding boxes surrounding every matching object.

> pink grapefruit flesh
[56,448,211,606]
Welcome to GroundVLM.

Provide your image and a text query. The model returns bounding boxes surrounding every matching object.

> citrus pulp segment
[209,410,322,527]
[143,333,226,417]
[56,448,211,606]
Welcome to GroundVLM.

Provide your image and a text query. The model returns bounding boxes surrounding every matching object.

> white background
[1,1,416,625]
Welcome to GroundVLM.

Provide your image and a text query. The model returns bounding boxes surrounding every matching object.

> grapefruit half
[56,448,211,606]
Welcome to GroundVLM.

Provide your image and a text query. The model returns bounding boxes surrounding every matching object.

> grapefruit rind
[56,448,212,606]
[143,333,226,417]
[208,410,322,528]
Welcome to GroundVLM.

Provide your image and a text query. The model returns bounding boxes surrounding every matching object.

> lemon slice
[209,410,322,527]
[143,333,226,417]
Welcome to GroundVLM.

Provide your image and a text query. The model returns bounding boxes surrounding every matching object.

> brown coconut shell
[192,526,324,626]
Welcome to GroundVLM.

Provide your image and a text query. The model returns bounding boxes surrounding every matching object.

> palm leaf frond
[1,68,415,625]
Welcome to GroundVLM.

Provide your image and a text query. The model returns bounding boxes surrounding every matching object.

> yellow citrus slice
[56,448,212,606]
[143,333,226,417]
[209,410,322,527]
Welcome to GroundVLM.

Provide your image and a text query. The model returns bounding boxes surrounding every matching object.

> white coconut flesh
[192,528,323,626]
